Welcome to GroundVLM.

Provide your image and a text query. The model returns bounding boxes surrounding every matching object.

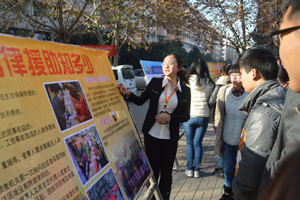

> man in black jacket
[259,0,300,196]
[231,47,286,200]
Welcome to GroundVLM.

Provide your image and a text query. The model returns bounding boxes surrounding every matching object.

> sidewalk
[170,125,224,200]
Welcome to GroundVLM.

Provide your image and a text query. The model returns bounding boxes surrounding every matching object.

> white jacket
[188,75,214,118]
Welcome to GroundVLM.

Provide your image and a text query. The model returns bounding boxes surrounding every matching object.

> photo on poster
[44,81,93,132]
[86,167,125,200]
[64,125,109,186]
[107,130,152,200]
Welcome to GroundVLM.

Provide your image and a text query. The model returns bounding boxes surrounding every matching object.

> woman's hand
[213,126,217,136]
[116,83,131,96]
[155,112,170,124]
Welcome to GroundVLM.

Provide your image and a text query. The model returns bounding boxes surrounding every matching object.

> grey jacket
[259,88,300,196]
[232,80,286,200]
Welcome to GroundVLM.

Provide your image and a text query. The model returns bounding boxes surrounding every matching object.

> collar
[162,76,182,92]
[231,86,245,94]
[239,80,280,113]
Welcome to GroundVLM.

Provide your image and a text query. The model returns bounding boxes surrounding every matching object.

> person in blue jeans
[184,59,214,178]
[214,64,249,200]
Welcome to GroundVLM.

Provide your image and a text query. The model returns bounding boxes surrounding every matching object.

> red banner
[79,45,116,57]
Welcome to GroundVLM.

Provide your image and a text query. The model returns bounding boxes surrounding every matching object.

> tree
[86,0,199,66]
[118,41,189,69]
[1,0,102,43]
[200,53,214,63]
[182,0,282,56]
[186,46,201,67]
[85,0,159,65]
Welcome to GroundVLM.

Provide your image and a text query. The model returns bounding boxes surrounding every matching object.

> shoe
[219,185,234,200]
[194,171,200,178]
[212,167,222,175]
[185,169,193,177]
[214,167,225,179]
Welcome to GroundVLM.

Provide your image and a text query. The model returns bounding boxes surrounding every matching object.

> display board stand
[124,100,163,200]
[0,34,159,200]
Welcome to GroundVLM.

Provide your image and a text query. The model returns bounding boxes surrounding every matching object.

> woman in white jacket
[184,58,214,178]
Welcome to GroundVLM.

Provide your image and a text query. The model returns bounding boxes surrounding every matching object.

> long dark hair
[186,58,214,86]
[165,53,189,85]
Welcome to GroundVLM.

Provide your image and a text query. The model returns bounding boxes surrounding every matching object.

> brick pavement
[170,126,224,200]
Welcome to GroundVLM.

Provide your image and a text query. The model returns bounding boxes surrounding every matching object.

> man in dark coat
[231,47,286,200]
[259,0,300,196]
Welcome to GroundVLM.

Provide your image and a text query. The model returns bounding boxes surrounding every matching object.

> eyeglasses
[230,74,241,78]
[271,25,300,47]
[161,61,176,67]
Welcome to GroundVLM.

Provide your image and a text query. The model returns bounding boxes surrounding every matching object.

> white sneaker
[194,171,200,178]
[185,169,193,177]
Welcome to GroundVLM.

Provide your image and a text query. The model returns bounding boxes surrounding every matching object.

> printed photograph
[44,81,93,132]
[64,125,109,186]
[86,167,125,200]
[107,130,152,200]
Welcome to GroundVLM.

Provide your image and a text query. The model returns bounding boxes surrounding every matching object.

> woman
[117,53,191,200]
[208,63,231,178]
[277,65,289,88]
[69,89,92,123]
[214,64,249,200]
[183,59,214,178]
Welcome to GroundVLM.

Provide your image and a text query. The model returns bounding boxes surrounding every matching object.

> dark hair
[228,64,240,76]
[50,84,62,94]
[281,0,300,17]
[238,47,278,80]
[277,65,289,84]
[221,64,232,75]
[186,58,214,86]
[259,146,300,200]
[165,53,189,85]
[69,89,79,100]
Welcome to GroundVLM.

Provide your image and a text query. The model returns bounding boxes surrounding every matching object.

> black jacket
[232,80,286,200]
[128,78,191,143]
[207,76,229,124]
[259,88,300,196]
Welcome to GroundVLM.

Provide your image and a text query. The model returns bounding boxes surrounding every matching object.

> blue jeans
[217,155,224,168]
[222,142,238,188]
[183,117,209,171]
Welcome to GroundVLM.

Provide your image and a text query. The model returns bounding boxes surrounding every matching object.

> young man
[231,47,286,200]
[214,64,249,200]
[259,0,300,195]
[52,86,67,131]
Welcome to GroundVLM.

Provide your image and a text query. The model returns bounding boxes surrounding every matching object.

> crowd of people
[117,0,300,200]
[116,0,300,199]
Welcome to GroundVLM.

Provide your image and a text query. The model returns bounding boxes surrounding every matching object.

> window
[113,70,118,80]
[33,2,42,16]
[134,70,144,76]
[121,68,134,79]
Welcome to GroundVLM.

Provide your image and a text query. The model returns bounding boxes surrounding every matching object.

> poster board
[0,34,153,200]
[139,60,164,84]
[207,62,225,82]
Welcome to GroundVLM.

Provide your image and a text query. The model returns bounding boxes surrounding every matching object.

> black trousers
[144,133,178,200]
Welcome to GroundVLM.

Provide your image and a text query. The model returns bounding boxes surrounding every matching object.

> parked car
[133,69,147,90]
[112,65,137,95]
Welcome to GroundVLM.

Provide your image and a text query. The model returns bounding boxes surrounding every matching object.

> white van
[112,65,137,95]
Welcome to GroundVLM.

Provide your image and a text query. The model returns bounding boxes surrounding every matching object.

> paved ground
[170,126,224,200]
[128,90,224,200]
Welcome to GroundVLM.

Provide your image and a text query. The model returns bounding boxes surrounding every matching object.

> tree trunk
[113,26,120,66]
